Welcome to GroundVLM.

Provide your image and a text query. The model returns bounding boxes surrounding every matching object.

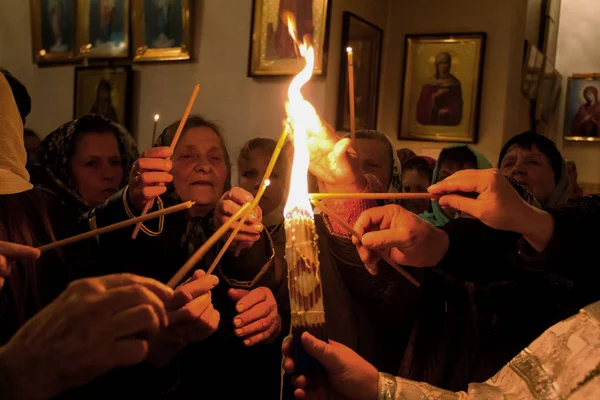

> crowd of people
[0,66,599,400]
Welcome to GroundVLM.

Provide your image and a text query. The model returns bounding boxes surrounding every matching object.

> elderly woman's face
[354,138,392,191]
[499,144,556,205]
[171,127,228,210]
[69,132,123,206]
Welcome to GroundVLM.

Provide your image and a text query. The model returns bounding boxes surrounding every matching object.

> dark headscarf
[498,131,570,208]
[34,114,138,210]
[0,68,31,124]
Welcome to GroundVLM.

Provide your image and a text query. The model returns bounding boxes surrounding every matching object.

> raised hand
[214,187,264,252]
[0,241,40,291]
[0,273,173,399]
[428,168,554,251]
[148,270,220,366]
[282,332,379,400]
[353,204,449,269]
[128,147,174,211]
[228,287,281,346]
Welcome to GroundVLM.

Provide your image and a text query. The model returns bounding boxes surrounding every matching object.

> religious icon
[399,33,485,143]
[74,67,132,131]
[131,0,192,61]
[564,75,600,142]
[416,52,463,126]
[249,0,331,76]
[31,0,78,64]
[83,0,129,58]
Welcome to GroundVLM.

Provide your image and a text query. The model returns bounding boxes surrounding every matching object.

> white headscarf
[0,74,32,195]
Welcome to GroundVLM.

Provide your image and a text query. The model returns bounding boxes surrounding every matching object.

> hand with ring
[128,147,174,211]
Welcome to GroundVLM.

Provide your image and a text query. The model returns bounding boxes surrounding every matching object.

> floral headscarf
[34,114,138,211]
[343,130,403,203]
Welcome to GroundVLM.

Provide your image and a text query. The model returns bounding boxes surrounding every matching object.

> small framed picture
[563,74,600,142]
[77,0,130,59]
[131,0,193,62]
[30,0,79,64]
[398,33,486,143]
[74,66,132,130]
[521,42,545,100]
[248,0,331,76]
[335,12,383,132]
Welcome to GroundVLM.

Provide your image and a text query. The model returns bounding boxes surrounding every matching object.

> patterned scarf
[35,114,138,211]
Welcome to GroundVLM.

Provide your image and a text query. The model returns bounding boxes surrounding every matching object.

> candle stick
[132,84,200,239]
[38,201,194,253]
[167,202,251,288]
[151,114,160,145]
[310,192,440,200]
[310,198,420,287]
[347,47,356,145]
[206,121,291,270]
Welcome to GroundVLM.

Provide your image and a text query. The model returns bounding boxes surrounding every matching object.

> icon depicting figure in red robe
[416,52,463,126]
[571,86,600,137]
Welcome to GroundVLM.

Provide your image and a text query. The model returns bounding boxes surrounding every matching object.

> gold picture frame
[398,33,486,143]
[77,0,130,59]
[131,0,192,62]
[563,74,600,142]
[248,0,331,76]
[30,0,80,65]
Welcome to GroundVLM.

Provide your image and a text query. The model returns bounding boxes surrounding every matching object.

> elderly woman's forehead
[506,143,548,158]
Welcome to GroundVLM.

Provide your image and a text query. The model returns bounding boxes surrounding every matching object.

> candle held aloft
[283,15,327,375]
[151,114,160,145]
[346,47,356,144]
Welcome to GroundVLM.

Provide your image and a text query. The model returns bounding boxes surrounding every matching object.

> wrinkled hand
[0,241,40,291]
[148,270,220,365]
[282,332,379,400]
[428,169,536,233]
[0,274,173,399]
[214,187,264,252]
[299,112,365,193]
[128,147,174,211]
[229,287,281,346]
[353,205,449,269]
[428,169,554,251]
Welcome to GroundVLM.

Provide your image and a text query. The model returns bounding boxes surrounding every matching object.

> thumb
[228,288,249,302]
[331,138,352,161]
[438,195,480,217]
[361,227,413,250]
[301,332,339,372]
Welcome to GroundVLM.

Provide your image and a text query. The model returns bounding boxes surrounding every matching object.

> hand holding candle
[213,187,264,251]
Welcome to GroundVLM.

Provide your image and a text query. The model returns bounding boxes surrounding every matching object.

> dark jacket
[401,195,600,391]
[78,188,289,399]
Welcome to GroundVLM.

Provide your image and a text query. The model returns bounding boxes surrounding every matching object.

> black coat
[400,195,600,391]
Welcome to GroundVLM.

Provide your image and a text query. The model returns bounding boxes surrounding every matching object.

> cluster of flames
[283,14,321,217]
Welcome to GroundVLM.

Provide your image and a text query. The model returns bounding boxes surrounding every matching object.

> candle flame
[154,114,160,122]
[283,16,320,217]
[346,46,353,53]
[264,179,271,187]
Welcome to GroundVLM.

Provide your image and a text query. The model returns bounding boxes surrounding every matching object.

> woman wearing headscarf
[32,114,138,212]
[498,131,570,208]
[343,129,403,199]
[420,144,492,226]
[86,115,287,399]
[0,72,210,399]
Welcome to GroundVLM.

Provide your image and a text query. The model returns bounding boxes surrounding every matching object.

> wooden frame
[335,12,382,132]
[563,74,600,142]
[131,0,193,62]
[398,32,486,143]
[248,0,331,76]
[77,0,130,59]
[535,61,560,135]
[74,66,133,131]
[30,0,80,65]
[521,41,545,100]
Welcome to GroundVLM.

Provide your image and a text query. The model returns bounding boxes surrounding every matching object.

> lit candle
[346,47,356,145]
[283,16,327,375]
[151,114,160,145]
